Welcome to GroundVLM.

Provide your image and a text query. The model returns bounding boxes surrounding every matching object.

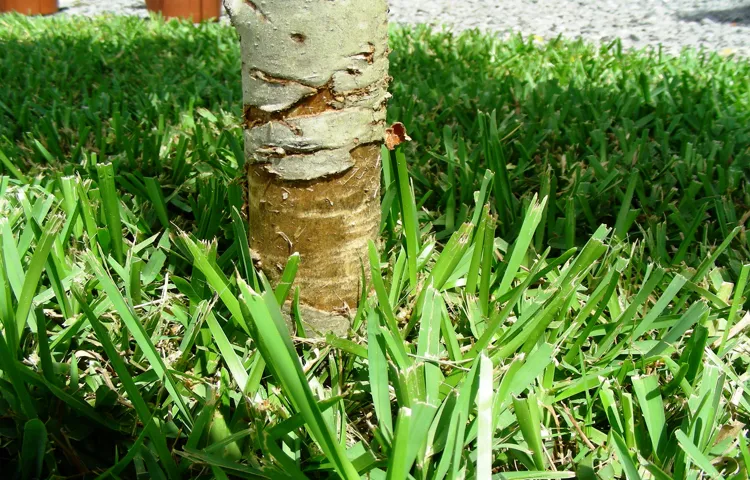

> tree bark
[224,0,389,334]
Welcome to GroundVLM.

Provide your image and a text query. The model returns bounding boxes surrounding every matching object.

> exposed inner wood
[247,144,380,312]
[243,86,335,129]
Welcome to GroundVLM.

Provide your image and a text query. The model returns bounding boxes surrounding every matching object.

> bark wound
[360,43,375,64]
[243,86,335,129]
[243,0,268,22]
[247,143,380,312]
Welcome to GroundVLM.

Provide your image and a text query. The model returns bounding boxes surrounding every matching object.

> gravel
[388,0,750,57]
[58,0,150,18]
[56,0,750,57]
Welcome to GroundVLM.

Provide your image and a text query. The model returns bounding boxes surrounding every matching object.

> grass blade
[21,418,47,480]
[611,430,642,480]
[236,278,359,480]
[274,252,299,307]
[84,252,192,426]
[395,148,420,290]
[632,375,666,459]
[513,393,547,470]
[476,353,494,479]
[675,429,723,479]
[14,214,63,349]
[96,163,125,264]
[719,263,750,355]
[75,289,180,479]
[205,313,249,392]
[497,195,546,297]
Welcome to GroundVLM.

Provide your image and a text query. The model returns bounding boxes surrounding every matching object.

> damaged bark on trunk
[224,0,390,335]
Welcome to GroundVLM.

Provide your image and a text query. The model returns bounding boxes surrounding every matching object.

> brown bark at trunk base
[248,143,380,314]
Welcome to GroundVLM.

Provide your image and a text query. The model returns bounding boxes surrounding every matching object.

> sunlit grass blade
[513,393,547,470]
[719,263,750,355]
[434,360,479,480]
[367,309,393,439]
[611,430,642,480]
[207,408,243,461]
[205,312,249,392]
[368,240,399,335]
[96,162,125,264]
[417,286,442,406]
[479,212,496,315]
[466,206,488,294]
[644,301,708,358]
[476,353,494,479]
[599,382,624,438]
[14,214,63,349]
[675,429,723,479]
[386,406,413,480]
[395,148,420,290]
[274,252,299,306]
[180,232,250,335]
[236,278,359,480]
[496,195,546,297]
[406,222,473,335]
[632,375,666,459]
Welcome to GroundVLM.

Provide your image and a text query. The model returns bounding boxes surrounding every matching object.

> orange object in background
[0,0,58,14]
[146,0,221,22]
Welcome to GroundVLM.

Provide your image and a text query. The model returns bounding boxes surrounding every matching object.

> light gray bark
[225,0,390,335]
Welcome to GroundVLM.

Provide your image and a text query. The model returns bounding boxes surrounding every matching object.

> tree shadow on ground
[678,5,750,25]
[1,18,749,257]
[388,28,750,261]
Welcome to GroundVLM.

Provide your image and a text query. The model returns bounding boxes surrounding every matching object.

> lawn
[0,12,749,479]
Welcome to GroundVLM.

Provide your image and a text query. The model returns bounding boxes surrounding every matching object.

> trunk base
[248,144,380,320]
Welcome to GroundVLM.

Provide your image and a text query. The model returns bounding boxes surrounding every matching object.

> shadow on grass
[388,28,750,260]
[0,14,242,144]
[1,16,749,260]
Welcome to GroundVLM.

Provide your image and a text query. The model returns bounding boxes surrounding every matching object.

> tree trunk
[224,0,389,334]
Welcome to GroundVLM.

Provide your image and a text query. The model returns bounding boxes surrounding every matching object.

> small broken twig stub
[385,122,411,150]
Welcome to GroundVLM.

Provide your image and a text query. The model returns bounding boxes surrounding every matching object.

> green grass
[0,12,749,479]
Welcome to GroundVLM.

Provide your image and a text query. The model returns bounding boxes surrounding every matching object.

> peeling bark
[225,0,389,334]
